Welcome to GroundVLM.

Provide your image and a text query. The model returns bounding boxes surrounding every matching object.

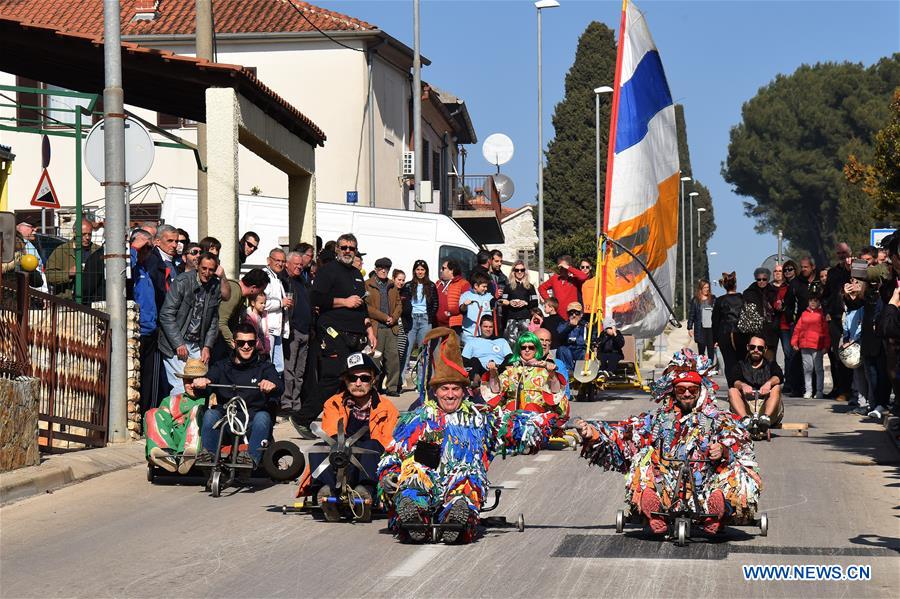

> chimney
[133,0,160,21]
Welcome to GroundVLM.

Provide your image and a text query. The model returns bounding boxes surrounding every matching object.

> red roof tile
[0,0,376,38]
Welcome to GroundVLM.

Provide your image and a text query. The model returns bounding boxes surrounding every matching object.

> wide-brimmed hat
[175,358,208,379]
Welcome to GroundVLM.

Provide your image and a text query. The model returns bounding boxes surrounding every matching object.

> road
[1,387,898,598]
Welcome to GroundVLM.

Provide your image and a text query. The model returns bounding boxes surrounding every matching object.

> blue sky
[318,0,899,285]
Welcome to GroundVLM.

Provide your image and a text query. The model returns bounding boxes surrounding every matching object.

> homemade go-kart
[147,384,304,496]
[573,334,649,402]
[613,455,769,547]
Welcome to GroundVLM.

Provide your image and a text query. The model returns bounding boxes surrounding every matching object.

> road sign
[30,169,60,209]
[84,117,155,186]
[346,191,358,204]
[870,228,894,247]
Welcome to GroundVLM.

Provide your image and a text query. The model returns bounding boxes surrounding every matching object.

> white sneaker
[803,392,813,399]
[867,405,886,420]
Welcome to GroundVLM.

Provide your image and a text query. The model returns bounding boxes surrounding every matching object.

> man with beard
[727,335,785,431]
[292,234,377,439]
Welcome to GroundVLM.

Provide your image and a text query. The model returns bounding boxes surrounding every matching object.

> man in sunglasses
[727,335,784,431]
[575,351,760,536]
[556,302,589,373]
[194,323,284,467]
[238,231,260,265]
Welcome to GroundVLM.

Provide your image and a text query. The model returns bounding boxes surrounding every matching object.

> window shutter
[16,76,42,127]
[157,112,181,129]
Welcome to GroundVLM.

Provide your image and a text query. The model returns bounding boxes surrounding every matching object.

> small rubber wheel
[432,526,441,544]
[676,520,688,547]
[262,440,305,482]
[210,470,222,498]
[282,505,288,515]
[516,514,525,532]
[147,464,155,483]
[615,510,625,534]
[759,513,768,537]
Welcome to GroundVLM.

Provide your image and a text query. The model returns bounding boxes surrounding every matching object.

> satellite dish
[482,133,514,167]
[492,174,515,202]
[84,117,155,186]
[759,254,795,274]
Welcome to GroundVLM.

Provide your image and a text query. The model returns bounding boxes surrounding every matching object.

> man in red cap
[574,349,761,536]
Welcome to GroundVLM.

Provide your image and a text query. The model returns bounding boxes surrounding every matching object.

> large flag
[601,0,679,337]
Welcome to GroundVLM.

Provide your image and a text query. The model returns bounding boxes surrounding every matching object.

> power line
[283,0,366,53]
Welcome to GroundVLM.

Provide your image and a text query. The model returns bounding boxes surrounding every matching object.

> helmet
[838,342,861,369]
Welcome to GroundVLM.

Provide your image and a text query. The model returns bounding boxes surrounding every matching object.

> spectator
[181,242,201,272]
[294,234,376,438]
[489,249,509,326]
[142,224,180,314]
[216,268,270,359]
[819,268,829,287]
[872,231,900,420]
[840,269,868,414]
[877,247,889,264]
[594,318,626,374]
[727,335,784,430]
[238,231,260,265]
[501,260,539,346]
[401,259,437,382]
[281,249,313,417]
[791,294,829,399]
[470,250,496,296]
[556,301,589,373]
[687,279,716,362]
[823,242,853,401]
[262,248,291,374]
[462,315,512,386]
[199,236,222,256]
[293,242,315,284]
[158,253,222,394]
[459,272,495,344]
[436,259,470,333]
[527,308,545,333]
[535,327,570,400]
[783,257,818,395]
[712,272,744,387]
[129,229,163,413]
[139,221,158,239]
[352,253,366,277]
[243,292,271,360]
[541,297,564,349]
[774,260,799,395]
[364,257,402,396]
[538,255,588,313]
[392,269,407,393]
[15,221,44,286]
[45,218,100,298]
[741,267,779,361]
[175,229,190,268]
[194,323,283,468]
[578,259,593,277]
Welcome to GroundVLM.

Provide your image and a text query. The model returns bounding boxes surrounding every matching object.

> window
[439,245,477,279]
[15,76,41,127]
[517,249,536,267]
[45,84,93,127]
[15,77,99,127]
[432,151,441,191]
[421,139,430,179]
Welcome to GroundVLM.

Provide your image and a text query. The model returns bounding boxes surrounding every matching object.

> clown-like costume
[486,363,568,418]
[577,350,760,534]
[377,328,556,543]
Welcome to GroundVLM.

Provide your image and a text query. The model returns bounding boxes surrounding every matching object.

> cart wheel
[759,513,768,537]
[516,514,525,532]
[210,470,222,498]
[147,464,155,483]
[282,505,288,515]
[262,440,305,482]
[615,510,625,534]
[432,526,441,544]
[675,520,688,547]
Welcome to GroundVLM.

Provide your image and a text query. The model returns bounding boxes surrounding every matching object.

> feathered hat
[423,327,469,387]
[649,348,719,409]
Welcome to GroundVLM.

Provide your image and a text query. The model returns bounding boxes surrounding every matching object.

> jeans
[268,335,285,373]
[162,341,201,394]
[557,345,585,373]
[851,366,869,406]
[201,407,273,465]
[403,313,431,372]
[377,326,400,390]
[801,349,825,398]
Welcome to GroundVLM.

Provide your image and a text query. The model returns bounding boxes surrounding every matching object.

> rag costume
[377,328,556,543]
[580,350,761,526]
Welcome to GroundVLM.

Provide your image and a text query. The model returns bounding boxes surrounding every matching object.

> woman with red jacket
[436,259,470,333]
[791,295,830,399]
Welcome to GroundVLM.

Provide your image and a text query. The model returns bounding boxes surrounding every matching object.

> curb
[0,441,146,505]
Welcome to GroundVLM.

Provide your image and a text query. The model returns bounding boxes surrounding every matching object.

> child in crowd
[540,297,564,349]
[244,291,271,360]
[527,308,544,333]
[791,295,829,399]
[458,272,495,344]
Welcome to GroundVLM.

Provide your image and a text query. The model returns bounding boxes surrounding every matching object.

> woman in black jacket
[712,272,744,386]
[687,279,716,361]
[501,260,539,345]
[740,267,779,361]
[401,260,438,378]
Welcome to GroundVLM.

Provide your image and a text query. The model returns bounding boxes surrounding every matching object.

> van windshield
[439,245,477,278]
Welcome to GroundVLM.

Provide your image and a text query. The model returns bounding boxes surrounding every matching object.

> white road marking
[498,480,521,489]
[516,467,538,475]
[386,545,447,577]
[534,454,555,462]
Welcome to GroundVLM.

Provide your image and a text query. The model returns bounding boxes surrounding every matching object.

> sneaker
[317,485,342,522]
[290,416,319,440]
[353,484,374,523]
[757,415,771,431]
[868,405,886,420]
[195,449,215,466]
[853,405,870,416]
[441,498,473,544]
[149,447,177,473]
[847,400,860,409]
[802,392,813,399]
[703,489,726,535]
[815,393,824,399]
[397,496,427,542]
[639,489,668,535]
[236,451,255,466]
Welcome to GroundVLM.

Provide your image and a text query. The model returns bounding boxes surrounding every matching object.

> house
[488,205,539,268]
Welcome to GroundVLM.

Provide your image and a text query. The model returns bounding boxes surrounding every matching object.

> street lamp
[679,175,691,320]
[536,0,559,283]
[696,207,707,248]
[688,191,699,288]
[594,85,614,240]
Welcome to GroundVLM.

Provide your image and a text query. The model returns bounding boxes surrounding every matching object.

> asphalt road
[1,387,898,598]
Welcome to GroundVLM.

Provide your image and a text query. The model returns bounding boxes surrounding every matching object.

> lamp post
[536,0,559,283]
[688,191,699,288]
[697,207,707,281]
[679,175,691,320]
[594,86,614,240]
[413,0,422,208]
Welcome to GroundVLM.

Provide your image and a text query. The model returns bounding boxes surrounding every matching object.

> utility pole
[412,0,422,209]
[102,0,127,443]
[195,0,213,237]
[777,229,783,264]
[679,175,691,320]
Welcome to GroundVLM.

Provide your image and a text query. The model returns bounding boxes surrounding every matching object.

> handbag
[736,302,764,335]
[838,341,861,369]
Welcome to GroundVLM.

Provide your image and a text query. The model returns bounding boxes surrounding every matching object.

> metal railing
[0,275,30,378]
[455,175,501,212]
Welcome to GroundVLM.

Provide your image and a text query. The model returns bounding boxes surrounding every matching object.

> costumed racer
[574,350,761,535]
[377,327,557,543]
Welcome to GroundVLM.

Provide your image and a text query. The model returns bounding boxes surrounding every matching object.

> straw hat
[175,358,208,379]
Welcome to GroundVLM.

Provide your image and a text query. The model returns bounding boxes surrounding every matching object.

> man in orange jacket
[310,352,399,522]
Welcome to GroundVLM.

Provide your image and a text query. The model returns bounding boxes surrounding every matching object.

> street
[2,388,898,599]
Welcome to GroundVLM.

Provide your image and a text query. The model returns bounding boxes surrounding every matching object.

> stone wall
[0,376,40,472]
[91,300,142,441]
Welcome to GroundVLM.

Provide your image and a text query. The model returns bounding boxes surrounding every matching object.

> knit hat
[423,327,469,387]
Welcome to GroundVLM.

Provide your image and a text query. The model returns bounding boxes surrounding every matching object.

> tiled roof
[0,0,376,38]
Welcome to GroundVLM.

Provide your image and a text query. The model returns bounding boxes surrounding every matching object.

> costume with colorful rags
[377,327,556,543]
[580,350,761,528]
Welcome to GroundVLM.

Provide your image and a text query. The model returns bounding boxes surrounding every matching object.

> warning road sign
[30,169,60,209]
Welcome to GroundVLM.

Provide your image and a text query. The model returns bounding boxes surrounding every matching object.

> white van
[160,187,479,277]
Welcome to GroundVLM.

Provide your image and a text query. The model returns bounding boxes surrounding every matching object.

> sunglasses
[244,241,258,250]
[784,267,795,272]
[568,310,582,316]
[747,344,765,351]
[178,238,188,244]
[347,373,373,383]
[235,339,255,348]
[339,244,357,252]
[520,344,537,351]
[513,268,526,273]
[756,278,768,282]
[188,249,201,255]
[674,385,700,396]
[580,265,592,270]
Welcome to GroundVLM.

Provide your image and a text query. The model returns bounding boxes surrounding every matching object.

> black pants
[718,332,745,388]
[296,329,363,427]
[139,331,169,414]
[309,437,383,489]
[828,319,852,396]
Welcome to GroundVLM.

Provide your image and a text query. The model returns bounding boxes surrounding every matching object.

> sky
[318,0,899,285]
